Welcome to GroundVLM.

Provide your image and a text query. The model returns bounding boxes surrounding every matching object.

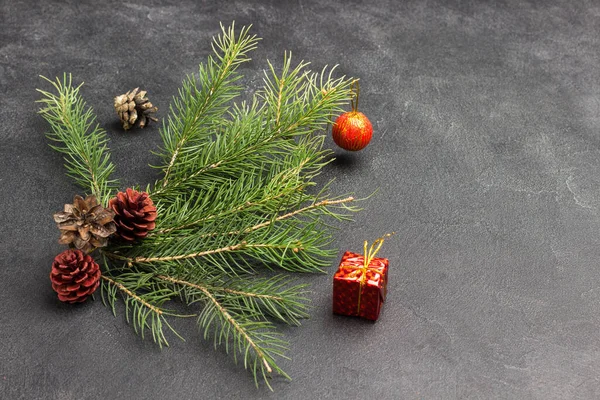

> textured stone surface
[2,0,600,398]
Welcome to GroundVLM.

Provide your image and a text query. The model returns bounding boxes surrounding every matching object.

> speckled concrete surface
[2,1,600,398]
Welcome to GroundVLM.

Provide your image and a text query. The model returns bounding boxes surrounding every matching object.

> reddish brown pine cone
[108,188,157,241]
[50,249,101,303]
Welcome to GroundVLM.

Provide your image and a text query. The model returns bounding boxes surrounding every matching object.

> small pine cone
[114,88,158,130]
[50,249,101,303]
[54,195,117,253]
[109,188,157,241]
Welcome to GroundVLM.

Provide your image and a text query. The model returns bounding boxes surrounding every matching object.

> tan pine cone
[108,188,157,241]
[50,249,101,303]
[53,195,117,253]
[114,88,158,130]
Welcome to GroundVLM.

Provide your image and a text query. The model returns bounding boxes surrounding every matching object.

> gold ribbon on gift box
[343,233,394,314]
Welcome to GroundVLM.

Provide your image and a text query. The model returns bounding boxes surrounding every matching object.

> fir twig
[231,197,354,236]
[173,196,354,240]
[152,188,293,235]
[104,196,356,272]
[101,275,164,315]
[153,196,354,243]
[107,242,299,264]
[156,273,309,325]
[37,74,117,205]
[159,273,291,389]
[158,22,259,188]
[40,22,360,389]
[100,274,183,347]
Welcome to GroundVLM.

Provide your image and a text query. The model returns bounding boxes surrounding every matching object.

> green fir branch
[37,74,117,205]
[157,22,259,188]
[100,273,185,348]
[151,52,352,203]
[104,196,356,274]
[158,273,292,389]
[157,271,309,326]
[40,22,362,389]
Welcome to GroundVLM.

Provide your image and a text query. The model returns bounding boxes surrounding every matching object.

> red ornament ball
[50,249,101,303]
[332,111,373,151]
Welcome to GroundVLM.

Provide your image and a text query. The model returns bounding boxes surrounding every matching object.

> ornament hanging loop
[350,79,360,112]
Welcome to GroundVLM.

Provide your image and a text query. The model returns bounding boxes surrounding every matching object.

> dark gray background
[2,0,600,398]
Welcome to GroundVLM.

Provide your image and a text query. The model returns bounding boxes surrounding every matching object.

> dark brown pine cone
[108,188,157,241]
[54,195,117,253]
[114,88,158,130]
[50,249,101,303]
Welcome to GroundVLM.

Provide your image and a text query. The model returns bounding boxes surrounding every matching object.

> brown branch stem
[275,77,284,126]
[163,90,217,187]
[152,161,222,197]
[107,243,295,264]
[236,196,354,236]
[156,275,285,302]
[158,274,272,373]
[101,275,163,315]
[197,196,354,239]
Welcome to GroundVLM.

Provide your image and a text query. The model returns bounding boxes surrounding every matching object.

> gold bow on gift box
[343,235,391,313]
[334,234,393,319]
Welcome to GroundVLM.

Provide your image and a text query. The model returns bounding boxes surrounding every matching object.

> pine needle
[37,73,118,206]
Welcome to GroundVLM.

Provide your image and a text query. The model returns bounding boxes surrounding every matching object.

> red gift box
[332,240,389,321]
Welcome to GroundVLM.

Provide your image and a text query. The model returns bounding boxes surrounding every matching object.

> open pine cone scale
[53,195,117,253]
